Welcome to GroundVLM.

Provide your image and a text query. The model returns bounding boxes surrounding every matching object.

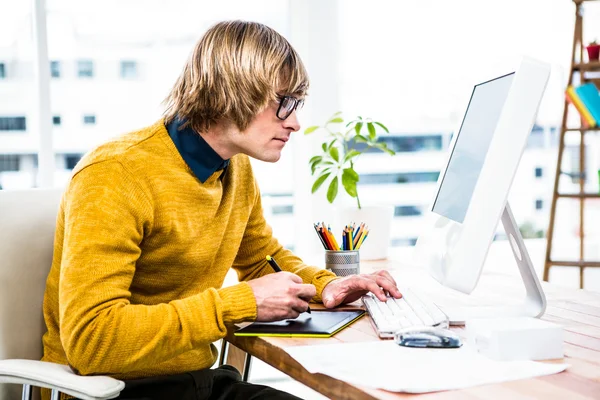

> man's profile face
[234,95,302,163]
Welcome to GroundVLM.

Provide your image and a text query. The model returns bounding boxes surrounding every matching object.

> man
[42,20,401,400]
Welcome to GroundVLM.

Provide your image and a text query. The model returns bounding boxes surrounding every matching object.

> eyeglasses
[276,95,304,120]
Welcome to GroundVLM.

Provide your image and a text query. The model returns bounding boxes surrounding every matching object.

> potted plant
[586,40,600,62]
[304,112,396,259]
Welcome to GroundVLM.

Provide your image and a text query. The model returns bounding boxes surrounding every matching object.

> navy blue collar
[166,118,230,183]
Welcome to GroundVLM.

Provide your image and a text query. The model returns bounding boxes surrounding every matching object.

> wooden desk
[225,259,600,399]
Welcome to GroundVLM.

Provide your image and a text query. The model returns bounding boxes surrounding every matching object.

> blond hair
[163,20,309,132]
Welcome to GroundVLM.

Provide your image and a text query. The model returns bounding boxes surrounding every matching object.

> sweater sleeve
[232,175,338,302]
[59,160,256,376]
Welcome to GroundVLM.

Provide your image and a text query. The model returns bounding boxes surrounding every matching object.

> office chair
[0,189,124,400]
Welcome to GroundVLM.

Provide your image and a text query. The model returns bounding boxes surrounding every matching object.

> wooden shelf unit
[543,0,600,288]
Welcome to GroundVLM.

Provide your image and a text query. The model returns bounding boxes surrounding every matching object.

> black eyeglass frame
[276,95,304,120]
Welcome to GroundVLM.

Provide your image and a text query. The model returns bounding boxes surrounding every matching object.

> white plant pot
[335,205,394,260]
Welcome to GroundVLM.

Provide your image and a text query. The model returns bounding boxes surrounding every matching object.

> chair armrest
[0,359,124,400]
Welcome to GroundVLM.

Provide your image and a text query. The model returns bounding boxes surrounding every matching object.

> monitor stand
[439,202,547,326]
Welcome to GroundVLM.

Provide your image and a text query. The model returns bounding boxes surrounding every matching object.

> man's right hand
[247,272,316,321]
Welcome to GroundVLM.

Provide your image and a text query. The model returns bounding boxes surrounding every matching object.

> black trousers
[109,365,304,400]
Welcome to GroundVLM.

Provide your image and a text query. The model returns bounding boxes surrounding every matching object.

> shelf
[557,193,600,198]
[547,260,600,267]
[565,127,600,132]
[573,61,600,72]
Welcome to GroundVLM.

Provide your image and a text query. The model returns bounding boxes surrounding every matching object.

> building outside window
[120,60,137,79]
[0,63,5,79]
[0,117,27,131]
[83,114,96,125]
[0,155,20,172]
[50,60,61,78]
[52,116,61,126]
[535,167,543,178]
[77,60,94,78]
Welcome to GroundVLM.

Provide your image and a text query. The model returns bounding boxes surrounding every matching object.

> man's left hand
[321,270,402,309]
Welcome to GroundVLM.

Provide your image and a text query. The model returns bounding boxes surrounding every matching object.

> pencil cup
[325,250,360,277]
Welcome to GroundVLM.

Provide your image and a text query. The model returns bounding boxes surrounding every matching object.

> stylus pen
[266,255,311,314]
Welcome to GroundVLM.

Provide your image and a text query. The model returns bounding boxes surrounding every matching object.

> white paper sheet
[284,341,568,393]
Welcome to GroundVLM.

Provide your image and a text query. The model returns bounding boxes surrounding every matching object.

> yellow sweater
[41,119,337,381]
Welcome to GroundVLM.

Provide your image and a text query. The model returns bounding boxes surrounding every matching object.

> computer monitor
[413,57,550,323]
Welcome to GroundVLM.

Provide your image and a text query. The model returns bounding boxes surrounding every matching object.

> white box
[466,317,564,361]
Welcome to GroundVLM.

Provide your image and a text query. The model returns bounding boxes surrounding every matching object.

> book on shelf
[575,83,600,126]
[566,85,596,128]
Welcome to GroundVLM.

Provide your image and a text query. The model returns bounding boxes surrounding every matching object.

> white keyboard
[362,287,449,338]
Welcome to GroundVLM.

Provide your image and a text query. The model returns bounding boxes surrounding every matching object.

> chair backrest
[0,189,62,363]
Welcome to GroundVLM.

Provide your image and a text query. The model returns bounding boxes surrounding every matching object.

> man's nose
[284,110,301,132]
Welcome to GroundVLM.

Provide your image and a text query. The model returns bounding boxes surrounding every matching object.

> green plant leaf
[310,160,321,175]
[311,172,331,193]
[327,177,339,203]
[309,155,322,164]
[342,169,359,197]
[367,122,376,140]
[304,126,320,135]
[354,134,368,143]
[369,142,396,156]
[354,122,363,136]
[327,139,337,150]
[377,143,396,156]
[343,150,361,163]
[374,121,389,133]
[327,117,344,124]
[343,167,359,182]
[318,167,333,177]
[329,147,339,162]
[322,143,327,152]
[332,111,342,116]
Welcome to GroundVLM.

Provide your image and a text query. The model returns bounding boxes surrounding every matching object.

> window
[0,63,5,79]
[394,205,422,217]
[359,171,439,185]
[272,205,293,215]
[535,167,543,178]
[354,135,444,154]
[65,154,83,170]
[0,117,26,131]
[77,60,94,78]
[0,155,20,172]
[120,60,137,78]
[50,61,60,78]
[568,145,583,184]
[83,114,96,125]
[391,237,417,247]
[535,199,543,210]
[52,115,61,126]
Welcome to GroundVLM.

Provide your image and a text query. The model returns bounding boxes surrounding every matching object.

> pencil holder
[325,250,360,277]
